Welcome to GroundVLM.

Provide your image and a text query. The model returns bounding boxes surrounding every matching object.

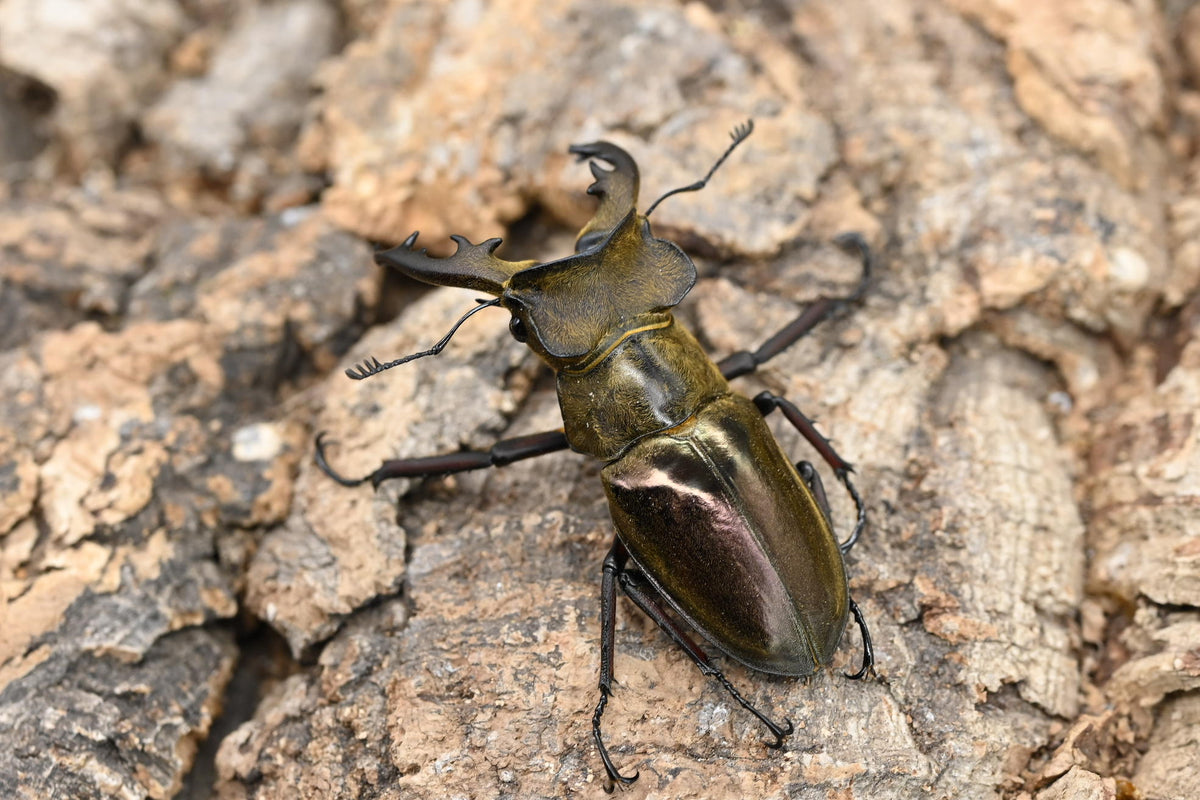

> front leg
[314,429,570,488]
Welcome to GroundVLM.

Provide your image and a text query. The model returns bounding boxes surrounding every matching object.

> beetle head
[376,142,696,370]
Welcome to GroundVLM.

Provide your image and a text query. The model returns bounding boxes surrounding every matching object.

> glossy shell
[602,394,850,676]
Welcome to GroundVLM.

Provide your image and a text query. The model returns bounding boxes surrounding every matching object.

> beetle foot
[837,472,866,554]
[601,769,640,794]
[711,672,794,750]
[764,718,795,750]
[313,433,373,487]
[593,688,639,791]
[832,230,873,303]
[843,598,876,680]
[845,664,874,681]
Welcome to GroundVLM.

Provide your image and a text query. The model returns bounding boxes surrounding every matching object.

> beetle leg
[796,460,833,523]
[313,429,570,488]
[617,569,794,750]
[844,599,876,680]
[753,392,866,555]
[837,474,866,554]
[797,462,876,681]
[594,538,639,791]
[718,233,872,382]
[798,459,867,556]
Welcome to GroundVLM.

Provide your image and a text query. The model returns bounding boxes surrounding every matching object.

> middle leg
[754,392,865,554]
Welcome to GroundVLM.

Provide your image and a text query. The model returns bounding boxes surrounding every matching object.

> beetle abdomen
[601,394,849,676]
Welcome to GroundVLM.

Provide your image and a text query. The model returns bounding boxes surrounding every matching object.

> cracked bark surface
[1,1,1198,799]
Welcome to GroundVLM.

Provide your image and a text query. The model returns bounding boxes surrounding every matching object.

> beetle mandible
[316,120,875,788]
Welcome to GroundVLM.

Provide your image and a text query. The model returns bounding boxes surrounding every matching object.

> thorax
[555,316,728,460]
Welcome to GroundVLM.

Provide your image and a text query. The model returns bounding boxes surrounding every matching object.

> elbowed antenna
[344,298,501,380]
[643,119,754,218]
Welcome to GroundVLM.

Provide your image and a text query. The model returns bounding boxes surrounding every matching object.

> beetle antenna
[344,298,501,380]
[643,119,754,218]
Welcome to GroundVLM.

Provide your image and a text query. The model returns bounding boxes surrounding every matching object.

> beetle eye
[509,316,528,343]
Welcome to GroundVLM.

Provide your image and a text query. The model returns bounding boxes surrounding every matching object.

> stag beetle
[317,121,875,788]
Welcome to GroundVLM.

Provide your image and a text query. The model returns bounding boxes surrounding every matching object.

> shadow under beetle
[317,120,875,789]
